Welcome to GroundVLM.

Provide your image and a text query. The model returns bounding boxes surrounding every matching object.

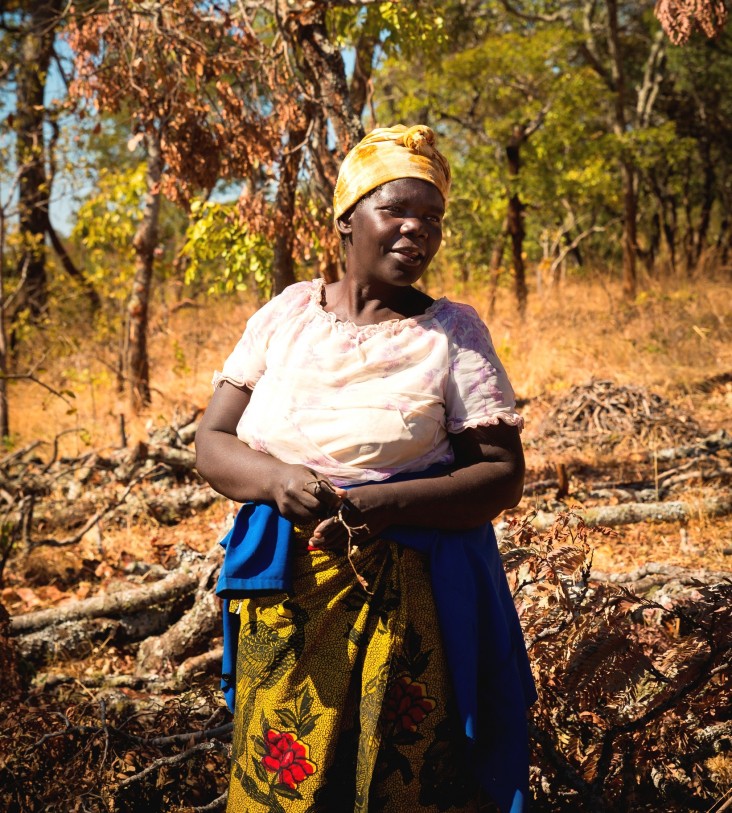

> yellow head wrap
[333,124,451,221]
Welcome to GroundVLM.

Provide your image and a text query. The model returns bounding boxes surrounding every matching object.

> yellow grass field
[9,271,731,455]
[6,270,732,582]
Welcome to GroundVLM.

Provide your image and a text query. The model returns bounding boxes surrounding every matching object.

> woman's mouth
[392,247,424,265]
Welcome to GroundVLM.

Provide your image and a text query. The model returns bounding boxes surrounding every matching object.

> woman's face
[339,177,445,290]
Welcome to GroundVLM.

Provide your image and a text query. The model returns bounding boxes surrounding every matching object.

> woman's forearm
[195,382,341,520]
[349,456,523,532]
[310,421,525,545]
[195,427,289,503]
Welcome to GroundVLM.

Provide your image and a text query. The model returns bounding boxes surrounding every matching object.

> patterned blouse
[214,279,522,486]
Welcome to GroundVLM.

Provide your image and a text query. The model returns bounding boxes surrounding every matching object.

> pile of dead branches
[0,676,231,812]
[0,409,216,584]
[536,379,703,452]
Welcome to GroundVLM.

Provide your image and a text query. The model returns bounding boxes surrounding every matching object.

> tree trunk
[621,160,639,297]
[716,215,730,265]
[488,225,507,318]
[13,2,61,320]
[272,116,311,295]
[127,131,163,413]
[605,0,638,299]
[682,168,696,274]
[0,207,9,439]
[506,128,528,317]
[290,7,364,158]
[656,190,678,273]
[45,220,101,312]
[693,139,715,268]
[349,11,379,128]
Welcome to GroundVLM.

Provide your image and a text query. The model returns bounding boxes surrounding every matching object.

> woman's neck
[321,278,434,326]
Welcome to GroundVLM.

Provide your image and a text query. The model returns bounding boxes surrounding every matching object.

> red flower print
[261,729,316,789]
[384,676,437,733]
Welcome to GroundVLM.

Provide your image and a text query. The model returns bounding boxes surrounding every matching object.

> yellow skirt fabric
[226,532,497,813]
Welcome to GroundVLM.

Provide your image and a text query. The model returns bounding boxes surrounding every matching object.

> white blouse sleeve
[211,282,309,391]
[440,302,524,433]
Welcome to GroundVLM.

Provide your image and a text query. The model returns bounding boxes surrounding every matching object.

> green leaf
[299,686,314,718]
[240,774,271,806]
[297,714,321,739]
[253,756,270,783]
[274,708,299,729]
[273,784,303,800]
[251,734,269,757]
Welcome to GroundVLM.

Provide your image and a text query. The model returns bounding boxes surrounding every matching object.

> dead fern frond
[514,509,732,810]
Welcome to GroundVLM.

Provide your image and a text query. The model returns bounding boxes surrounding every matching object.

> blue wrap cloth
[216,491,537,813]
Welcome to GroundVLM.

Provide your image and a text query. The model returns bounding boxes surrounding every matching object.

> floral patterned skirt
[226,533,499,813]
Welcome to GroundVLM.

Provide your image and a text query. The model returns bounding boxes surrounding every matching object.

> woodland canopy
[1,0,731,421]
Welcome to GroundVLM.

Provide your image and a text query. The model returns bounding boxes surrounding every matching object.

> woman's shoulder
[250,279,318,324]
[270,279,318,309]
[431,298,492,346]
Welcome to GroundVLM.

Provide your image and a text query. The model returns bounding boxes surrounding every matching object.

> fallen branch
[192,792,228,812]
[176,646,224,681]
[136,544,223,675]
[37,467,164,548]
[148,444,196,471]
[115,740,229,790]
[144,483,219,524]
[10,565,200,635]
[592,562,731,594]
[145,721,232,748]
[654,429,732,462]
[531,494,732,530]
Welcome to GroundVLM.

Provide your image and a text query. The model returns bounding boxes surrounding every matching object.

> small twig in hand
[336,503,372,595]
[305,476,338,502]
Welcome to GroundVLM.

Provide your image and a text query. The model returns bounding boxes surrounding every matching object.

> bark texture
[13,0,61,319]
[128,131,163,412]
[531,493,732,531]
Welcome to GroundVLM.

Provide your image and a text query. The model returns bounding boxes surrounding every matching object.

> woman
[195,125,536,813]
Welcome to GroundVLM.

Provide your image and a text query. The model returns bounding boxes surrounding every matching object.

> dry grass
[7,294,260,454]
[459,272,731,414]
[7,270,732,454]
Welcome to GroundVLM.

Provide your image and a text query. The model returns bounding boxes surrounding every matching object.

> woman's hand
[273,466,344,524]
[309,422,525,545]
[308,486,389,549]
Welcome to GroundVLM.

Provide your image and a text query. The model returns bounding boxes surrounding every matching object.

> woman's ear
[335,212,353,239]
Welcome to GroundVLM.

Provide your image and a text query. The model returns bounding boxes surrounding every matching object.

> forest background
[0,1,731,812]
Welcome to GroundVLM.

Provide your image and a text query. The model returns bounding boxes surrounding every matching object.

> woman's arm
[194,381,341,522]
[310,421,524,547]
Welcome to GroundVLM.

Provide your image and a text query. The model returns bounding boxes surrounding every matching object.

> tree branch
[115,740,229,790]
[497,0,569,23]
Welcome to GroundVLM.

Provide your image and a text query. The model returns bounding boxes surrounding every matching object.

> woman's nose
[400,216,427,236]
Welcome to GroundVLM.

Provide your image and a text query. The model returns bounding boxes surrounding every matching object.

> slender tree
[1,2,99,324]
